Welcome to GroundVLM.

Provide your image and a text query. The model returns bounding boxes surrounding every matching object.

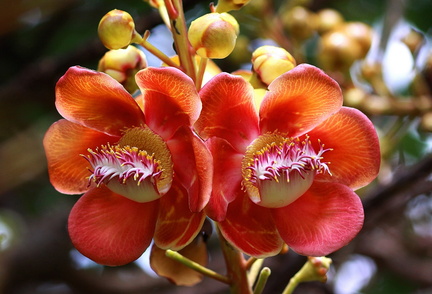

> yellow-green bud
[281,6,318,41]
[316,9,344,34]
[98,9,141,50]
[188,12,239,59]
[215,0,251,13]
[98,46,147,93]
[251,45,296,85]
[336,22,373,58]
[318,30,362,72]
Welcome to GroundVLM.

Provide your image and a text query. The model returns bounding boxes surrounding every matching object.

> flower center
[242,133,332,208]
[83,127,173,203]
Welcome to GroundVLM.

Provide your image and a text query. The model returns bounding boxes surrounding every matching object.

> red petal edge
[136,67,201,140]
[166,126,212,212]
[196,72,259,153]
[309,107,381,189]
[260,64,343,137]
[218,191,284,258]
[272,182,364,256]
[153,180,206,250]
[43,119,119,194]
[56,66,145,136]
[205,137,244,222]
[68,186,159,266]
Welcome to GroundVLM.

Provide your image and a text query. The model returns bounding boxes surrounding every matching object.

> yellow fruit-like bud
[215,0,251,13]
[335,22,373,58]
[98,9,141,50]
[251,45,296,85]
[318,31,362,72]
[188,12,239,59]
[98,46,147,93]
[281,6,318,41]
[316,9,344,34]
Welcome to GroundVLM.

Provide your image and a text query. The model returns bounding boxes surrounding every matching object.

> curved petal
[153,180,206,250]
[308,107,380,189]
[260,64,343,137]
[196,72,259,153]
[43,119,119,194]
[218,192,284,258]
[136,67,201,140]
[68,186,159,266]
[166,126,212,212]
[205,137,244,222]
[56,66,145,136]
[150,236,207,286]
[272,182,364,256]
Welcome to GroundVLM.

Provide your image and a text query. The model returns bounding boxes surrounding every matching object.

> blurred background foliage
[0,0,432,293]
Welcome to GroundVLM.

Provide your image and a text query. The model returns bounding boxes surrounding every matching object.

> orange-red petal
[166,126,212,212]
[272,182,364,256]
[68,186,159,266]
[150,237,207,286]
[55,66,145,136]
[309,107,380,189]
[205,137,244,222]
[136,67,201,140]
[153,180,206,250]
[43,119,119,194]
[196,72,259,153]
[260,64,343,137]
[218,191,284,258]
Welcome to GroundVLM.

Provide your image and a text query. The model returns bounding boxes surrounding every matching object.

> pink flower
[43,66,212,266]
[195,64,380,257]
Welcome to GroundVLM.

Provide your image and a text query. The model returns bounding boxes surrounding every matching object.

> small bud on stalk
[316,9,344,34]
[98,46,148,93]
[251,45,296,85]
[98,9,142,50]
[215,0,251,13]
[188,12,239,59]
[281,6,318,41]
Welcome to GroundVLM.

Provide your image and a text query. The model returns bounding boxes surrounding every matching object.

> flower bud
[335,22,373,58]
[316,9,344,34]
[98,9,141,50]
[215,0,251,13]
[98,46,147,93]
[281,6,318,41]
[294,257,332,283]
[318,30,362,72]
[188,12,239,59]
[251,45,296,85]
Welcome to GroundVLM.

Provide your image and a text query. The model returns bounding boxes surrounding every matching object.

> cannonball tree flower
[195,64,380,257]
[43,66,212,266]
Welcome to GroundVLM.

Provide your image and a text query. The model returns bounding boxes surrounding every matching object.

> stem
[167,0,196,81]
[282,276,299,294]
[195,57,208,91]
[217,226,253,294]
[139,31,180,68]
[253,267,271,294]
[165,250,230,284]
[247,258,263,285]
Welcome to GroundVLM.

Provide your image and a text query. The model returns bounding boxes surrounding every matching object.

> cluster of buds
[318,21,373,72]
[278,5,373,72]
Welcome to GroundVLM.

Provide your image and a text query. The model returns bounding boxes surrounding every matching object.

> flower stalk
[165,0,196,81]
[165,249,231,284]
